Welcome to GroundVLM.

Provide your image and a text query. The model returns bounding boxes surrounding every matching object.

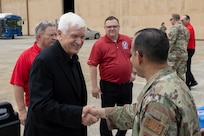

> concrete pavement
[0,36,204,136]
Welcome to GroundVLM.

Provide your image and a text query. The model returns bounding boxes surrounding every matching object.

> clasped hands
[81,105,105,126]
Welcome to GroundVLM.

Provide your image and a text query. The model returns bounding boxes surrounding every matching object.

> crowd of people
[10,12,201,136]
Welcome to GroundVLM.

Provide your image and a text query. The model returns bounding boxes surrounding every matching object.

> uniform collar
[137,67,173,102]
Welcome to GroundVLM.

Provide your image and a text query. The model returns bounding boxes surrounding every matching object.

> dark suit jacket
[24,40,88,136]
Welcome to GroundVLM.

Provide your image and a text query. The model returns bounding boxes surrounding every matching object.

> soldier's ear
[136,51,143,65]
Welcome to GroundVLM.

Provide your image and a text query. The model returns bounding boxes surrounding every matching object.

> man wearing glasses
[87,16,135,136]
[10,21,57,125]
[168,13,190,81]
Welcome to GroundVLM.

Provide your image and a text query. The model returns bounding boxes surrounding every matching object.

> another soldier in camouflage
[168,13,190,81]
[89,28,201,136]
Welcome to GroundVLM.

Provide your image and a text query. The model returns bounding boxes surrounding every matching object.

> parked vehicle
[0,13,23,39]
[85,28,100,40]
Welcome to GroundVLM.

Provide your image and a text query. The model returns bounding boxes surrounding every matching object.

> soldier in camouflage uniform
[89,28,201,136]
[159,22,167,33]
[168,13,190,81]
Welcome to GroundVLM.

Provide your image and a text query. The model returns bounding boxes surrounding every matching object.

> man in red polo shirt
[87,16,136,136]
[181,14,198,90]
[10,21,57,125]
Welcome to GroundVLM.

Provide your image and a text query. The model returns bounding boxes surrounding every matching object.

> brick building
[0,0,203,39]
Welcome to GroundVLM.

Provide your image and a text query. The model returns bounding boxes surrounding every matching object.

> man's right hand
[82,105,98,126]
[92,86,101,99]
[19,109,27,125]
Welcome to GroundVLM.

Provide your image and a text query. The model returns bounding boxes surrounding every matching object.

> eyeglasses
[105,25,119,29]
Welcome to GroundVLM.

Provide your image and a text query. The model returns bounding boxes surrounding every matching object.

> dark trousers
[99,80,133,136]
[186,49,196,87]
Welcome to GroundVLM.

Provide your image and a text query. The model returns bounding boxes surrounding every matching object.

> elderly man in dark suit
[24,12,98,136]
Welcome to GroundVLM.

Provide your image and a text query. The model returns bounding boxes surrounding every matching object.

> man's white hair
[58,12,86,34]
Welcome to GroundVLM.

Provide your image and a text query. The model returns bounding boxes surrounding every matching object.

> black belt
[101,79,130,85]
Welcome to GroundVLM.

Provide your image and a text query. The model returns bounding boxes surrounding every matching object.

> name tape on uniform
[144,116,164,135]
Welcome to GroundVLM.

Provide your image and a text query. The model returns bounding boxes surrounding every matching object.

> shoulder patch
[144,116,164,135]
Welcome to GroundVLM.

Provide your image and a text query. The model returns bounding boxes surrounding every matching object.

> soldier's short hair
[172,13,180,21]
[185,14,190,20]
[133,28,169,64]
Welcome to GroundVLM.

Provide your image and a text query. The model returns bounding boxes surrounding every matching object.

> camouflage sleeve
[105,103,138,130]
[139,101,178,136]
[184,27,190,42]
[168,26,178,46]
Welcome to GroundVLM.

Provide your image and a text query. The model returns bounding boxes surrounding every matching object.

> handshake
[81,105,105,126]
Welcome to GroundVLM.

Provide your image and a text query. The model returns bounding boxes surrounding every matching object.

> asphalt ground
[0,36,204,136]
